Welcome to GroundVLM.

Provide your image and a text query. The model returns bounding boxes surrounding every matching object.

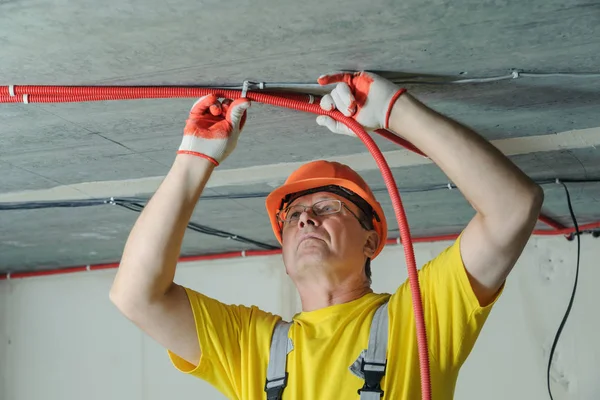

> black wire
[0,197,149,210]
[546,183,581,400]
[112,201,142,213]
[113,201,279,251]
[1,178,599,211]
[0,199,111,210]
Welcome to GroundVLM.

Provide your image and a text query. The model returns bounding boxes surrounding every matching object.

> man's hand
[178,94,251,166]
[316,71,406,135]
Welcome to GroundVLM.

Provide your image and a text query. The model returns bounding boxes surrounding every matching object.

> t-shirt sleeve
[408,234,503,372]
[167,286,279,399]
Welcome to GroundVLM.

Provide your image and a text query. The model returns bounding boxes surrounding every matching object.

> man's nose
[298,209,319,228]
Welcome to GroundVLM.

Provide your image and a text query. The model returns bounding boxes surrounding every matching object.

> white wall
[0,235,597,400]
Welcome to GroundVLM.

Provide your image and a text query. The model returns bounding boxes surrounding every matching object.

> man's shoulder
[181,285,283,327]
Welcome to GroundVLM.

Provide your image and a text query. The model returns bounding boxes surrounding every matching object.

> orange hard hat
[265,160,388,258]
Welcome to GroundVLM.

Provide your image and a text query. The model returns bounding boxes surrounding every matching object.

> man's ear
[363,231,379,258]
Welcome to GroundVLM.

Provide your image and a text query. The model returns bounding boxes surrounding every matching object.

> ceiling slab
[2,0,599,83]
[1,0,600,272]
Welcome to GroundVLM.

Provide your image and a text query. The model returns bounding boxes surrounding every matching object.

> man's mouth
[299,234,323,244]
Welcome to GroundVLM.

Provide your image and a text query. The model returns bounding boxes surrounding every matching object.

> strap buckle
[357,359,386,397]
[264,372,288,400]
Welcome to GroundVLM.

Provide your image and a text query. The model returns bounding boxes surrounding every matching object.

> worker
[110,71,544,399]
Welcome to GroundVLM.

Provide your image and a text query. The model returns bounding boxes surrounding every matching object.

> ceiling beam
[1,126,599,203]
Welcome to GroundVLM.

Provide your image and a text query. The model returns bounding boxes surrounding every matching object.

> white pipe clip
[86,265,91,272]
[241,81,266,97]
[6,272,11,281]
[396,237,401,244]
[23,94,29,104]
[447,183,453,190]
[307,94,315,104]
[511,70,520,79]
[241,80,250,98]
[555,178,561,184]
[241,250,246,257]
[9,85,15,97]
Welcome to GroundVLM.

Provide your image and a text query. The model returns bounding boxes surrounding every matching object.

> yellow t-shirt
[169,237,502,399]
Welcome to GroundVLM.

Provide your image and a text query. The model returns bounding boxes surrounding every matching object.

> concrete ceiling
[1,0,600,273]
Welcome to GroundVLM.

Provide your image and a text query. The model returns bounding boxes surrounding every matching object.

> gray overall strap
[265,320,291,400]
[359,301,389,399]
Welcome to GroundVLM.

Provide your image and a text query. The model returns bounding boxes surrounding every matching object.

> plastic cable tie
[308,94,315,104]
[23,94,29,104]
[241,80,250,98]
[447,183,453,190]
[555,178,561,184]
[511,70,520,79]
[9,85,15,97]
[241,250,246,257]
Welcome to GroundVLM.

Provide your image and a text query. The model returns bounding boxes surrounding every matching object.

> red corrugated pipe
[0,89,427,156]
[1,83,599,399]
[2,83,435,397]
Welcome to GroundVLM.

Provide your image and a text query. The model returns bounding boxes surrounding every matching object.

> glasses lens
[313,199,341,215]
[281,205,304,222]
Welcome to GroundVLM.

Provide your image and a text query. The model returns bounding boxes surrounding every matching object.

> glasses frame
[277,199,369,230]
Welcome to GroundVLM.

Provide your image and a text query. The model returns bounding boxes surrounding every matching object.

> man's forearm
[110,155,214,305]
[388,93,542,219]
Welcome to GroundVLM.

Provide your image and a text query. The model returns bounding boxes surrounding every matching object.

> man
[110,71,543,399]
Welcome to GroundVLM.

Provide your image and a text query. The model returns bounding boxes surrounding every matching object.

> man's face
[280,191,377,283]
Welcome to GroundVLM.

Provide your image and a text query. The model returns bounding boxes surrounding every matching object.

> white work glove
[316,71,406,136]
[178,94,251,166]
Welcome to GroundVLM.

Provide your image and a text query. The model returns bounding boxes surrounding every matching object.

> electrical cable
[49,70,595,90]
[520,72,600,79]
[265,70,600,88]
[2,178,599,210]
[546,182,581,400]
[0,198,113,210]
[2,180,600,240]
[117,200,277,247]
[392,71,600,85]
[113,201,278,250]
